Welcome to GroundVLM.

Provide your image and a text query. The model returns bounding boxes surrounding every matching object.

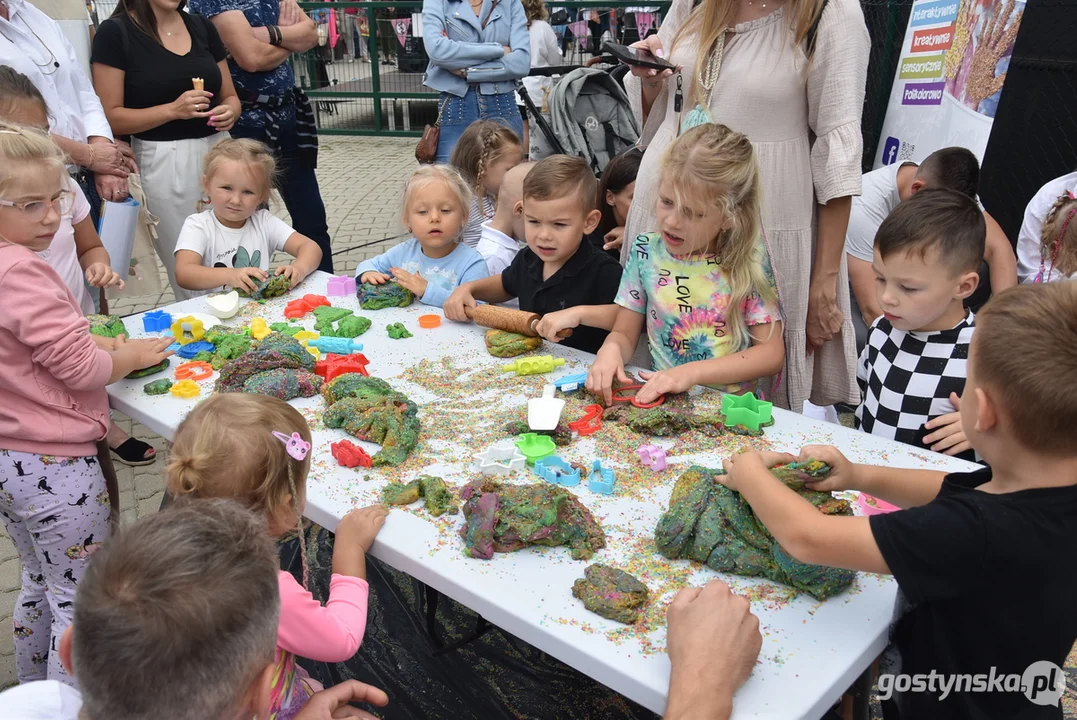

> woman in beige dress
[621,0,869,411]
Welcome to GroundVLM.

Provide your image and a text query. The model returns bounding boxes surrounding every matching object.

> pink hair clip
[272,431,310,461]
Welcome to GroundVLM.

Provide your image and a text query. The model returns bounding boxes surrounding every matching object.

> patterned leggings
[0,449,111,685]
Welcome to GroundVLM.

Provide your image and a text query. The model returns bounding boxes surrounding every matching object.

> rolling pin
[465,305,573,339]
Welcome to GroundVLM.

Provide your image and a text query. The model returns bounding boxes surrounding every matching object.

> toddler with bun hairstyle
[167,393,388,720]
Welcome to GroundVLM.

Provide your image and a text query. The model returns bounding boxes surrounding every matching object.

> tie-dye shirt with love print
[615,232,780,394]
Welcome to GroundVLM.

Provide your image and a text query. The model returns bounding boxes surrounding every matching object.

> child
[174,138,323,296]
[444,155,623,355]
[1016,169,1077,283]
[584,123,784,407]
[846,147,1016,348]
[475,161,534,276]
[166,394,389,719]
[450,120,523,248]
[355,165,489,307]
[0,122,173,685]
[1029,190,1077,283]
[721,282,1077,719]
[587,147,642,255]
[857,190,984,461]
[0,67,156,467]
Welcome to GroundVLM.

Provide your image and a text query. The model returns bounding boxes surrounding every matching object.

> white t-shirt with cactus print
[175,208,294,293]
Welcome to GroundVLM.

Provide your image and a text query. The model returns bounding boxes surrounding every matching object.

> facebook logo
[883,137,901,165]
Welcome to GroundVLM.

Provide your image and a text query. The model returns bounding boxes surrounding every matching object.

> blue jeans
[233,119,335,274]
[435,88,524,164]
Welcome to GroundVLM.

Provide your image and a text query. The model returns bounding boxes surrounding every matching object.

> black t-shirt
[501,239,623,354]
[91,13,227,142]
[870,468,1077,719]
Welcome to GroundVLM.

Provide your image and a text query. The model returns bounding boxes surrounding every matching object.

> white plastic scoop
[206,290,240,319]
[527,384,565,431]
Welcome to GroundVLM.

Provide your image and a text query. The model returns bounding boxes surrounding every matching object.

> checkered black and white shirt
[855,312,977,462]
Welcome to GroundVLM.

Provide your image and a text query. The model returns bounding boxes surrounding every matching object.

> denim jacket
[422,0,531,97]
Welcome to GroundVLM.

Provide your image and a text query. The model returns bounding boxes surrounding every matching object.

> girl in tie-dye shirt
[586,124,785,406]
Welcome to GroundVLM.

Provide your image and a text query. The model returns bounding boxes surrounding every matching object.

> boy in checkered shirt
[854,190,985,462]
[721,282,1077,719]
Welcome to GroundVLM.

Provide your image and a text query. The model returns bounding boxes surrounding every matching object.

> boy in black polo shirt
[444,156,623,354]
[720,282,1077,719]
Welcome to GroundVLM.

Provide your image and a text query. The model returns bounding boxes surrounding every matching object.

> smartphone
[602,42,677,72]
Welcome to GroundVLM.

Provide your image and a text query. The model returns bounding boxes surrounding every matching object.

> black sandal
[110,438,157,467]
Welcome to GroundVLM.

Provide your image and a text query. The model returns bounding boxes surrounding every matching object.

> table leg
[424,585,493,656]
[850,663,874,720]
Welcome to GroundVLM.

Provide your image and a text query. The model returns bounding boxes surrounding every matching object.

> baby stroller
[518,61,640,176]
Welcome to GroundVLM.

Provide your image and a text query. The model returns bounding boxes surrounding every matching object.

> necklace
[0,19,60,74]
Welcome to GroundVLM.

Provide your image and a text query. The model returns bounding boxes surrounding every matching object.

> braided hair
[1038,191,1077,282]
[449,120,521,219]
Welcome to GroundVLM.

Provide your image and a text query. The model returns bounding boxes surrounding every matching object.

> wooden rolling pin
[465,305,573,339]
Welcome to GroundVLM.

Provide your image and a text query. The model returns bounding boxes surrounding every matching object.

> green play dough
[269,322,303,337]
[484,329,541,358]
[312,306,370,338]
[126,359,169,379]
[143,378,173,395]
[386,322,412,339]
[238,274,289,300]
[356,282,414,310]
[86,314,128,339]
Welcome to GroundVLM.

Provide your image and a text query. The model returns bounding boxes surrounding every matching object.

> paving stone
[0,560,20,593]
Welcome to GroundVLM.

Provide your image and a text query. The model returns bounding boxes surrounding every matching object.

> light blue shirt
[421,0,531,97]
[354,238,490,307]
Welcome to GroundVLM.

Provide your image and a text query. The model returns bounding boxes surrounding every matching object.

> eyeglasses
[0,189,75,221]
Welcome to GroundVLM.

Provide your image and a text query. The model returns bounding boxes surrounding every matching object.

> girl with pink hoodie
[0,123,173,685]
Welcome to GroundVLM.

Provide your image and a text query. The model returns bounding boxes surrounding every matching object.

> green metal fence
[294,0,913,171]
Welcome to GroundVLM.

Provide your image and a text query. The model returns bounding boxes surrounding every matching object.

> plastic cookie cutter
[567,404,603,436]
[170,315,205,345]
[143,309,172,333]
[174,361,214,382]
[551,372,588,393]
[169,379,201,398]
[502,355,565,377]
[326,276,357,297]
[175,340,215,360]
[720,391,774,433]
[611,384,665,409]
[331,439,372,468]
[533,455,581,487]
[206,290,240,319]
[637,444,667,472]
[858,493,899,516]
[471,440,527,476]
[284,294,331,319]
[513,433,557,465]
[589,459,615,495]
[418,314,441,329]
[314,353,370,382]
[293,330,320,344]
[308,337,364,355]
[249,317,270,340]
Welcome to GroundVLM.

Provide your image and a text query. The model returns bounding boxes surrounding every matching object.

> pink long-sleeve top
[276,571,370,662]
[0,242,112,456]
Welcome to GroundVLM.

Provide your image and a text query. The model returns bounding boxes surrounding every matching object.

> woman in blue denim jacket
[423,0,530,162]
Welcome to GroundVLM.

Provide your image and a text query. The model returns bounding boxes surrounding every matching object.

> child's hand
[719,450,797,492]
[336,504,389,553]
[923,393,971,456]
[635,366,694,405]
[275,263,308,289]
[85,262,125,290]
[443,286,476,322]
[534,309,578,343]
[360,271,391,285]
[227,266,268,293]
[91,334,117,351]
[587,345,631,406]
[796,445,857,492]
[390,267,427,298]
[113,334,175,368]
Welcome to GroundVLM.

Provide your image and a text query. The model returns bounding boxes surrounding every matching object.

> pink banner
[328,8,339,47]
[636,11,654,37]
[394,17,411,47]
[568,20,588,50]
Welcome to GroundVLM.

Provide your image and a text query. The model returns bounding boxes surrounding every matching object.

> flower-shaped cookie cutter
[174,361,213,382]
[169,379,201,398]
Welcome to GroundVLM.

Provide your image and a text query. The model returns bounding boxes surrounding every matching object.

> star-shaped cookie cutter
[472,441,527,476]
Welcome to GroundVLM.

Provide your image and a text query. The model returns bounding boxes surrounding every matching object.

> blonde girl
[0,122,173,684]
[173,138,323,296]
[355,165,489,307]
[586,123,784,406]
[167,393,388,720]
[1033,191,1077,283]
[450,120,523,248]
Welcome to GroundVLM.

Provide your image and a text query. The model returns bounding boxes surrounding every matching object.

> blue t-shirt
[354,239,490,308]
[188,0,295,134]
